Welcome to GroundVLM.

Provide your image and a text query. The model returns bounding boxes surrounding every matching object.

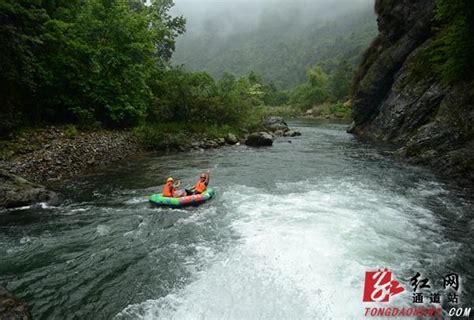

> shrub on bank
[310,102,352,119]
[255,105,302,119]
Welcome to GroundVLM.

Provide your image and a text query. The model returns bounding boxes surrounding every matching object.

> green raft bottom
[149,188,215,208]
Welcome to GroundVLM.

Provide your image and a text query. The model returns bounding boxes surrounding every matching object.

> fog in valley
[172,0,374,37]
[170,0,377,88]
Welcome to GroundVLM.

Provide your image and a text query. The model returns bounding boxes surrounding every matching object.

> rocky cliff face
[350,0,474,183]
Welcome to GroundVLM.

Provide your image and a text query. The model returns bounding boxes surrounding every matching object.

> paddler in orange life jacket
[186,172,210,195]
[162,177,185,198]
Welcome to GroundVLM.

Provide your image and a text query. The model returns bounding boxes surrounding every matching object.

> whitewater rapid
[117,176,461,319]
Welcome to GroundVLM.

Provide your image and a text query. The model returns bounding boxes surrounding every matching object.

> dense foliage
[0,0,185,134]
[432,0,474,82]
[148,68,264,126]
[134,69,284,149]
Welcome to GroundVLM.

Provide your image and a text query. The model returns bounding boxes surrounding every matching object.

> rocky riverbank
[0,127,144,184]
[0,118,301,209]
[0,127,145,208]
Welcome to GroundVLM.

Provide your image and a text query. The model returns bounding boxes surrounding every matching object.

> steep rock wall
[350,0,474,183]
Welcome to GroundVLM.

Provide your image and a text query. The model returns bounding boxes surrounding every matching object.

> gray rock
[217,138,226,146]
[0,285,31,320]
[245,132,274,147]
[352,0,436,128]
[284,130,302,137]
[200,143,211,149]
[0,170,58,209]
[273,130,284,137]
[349,0,474,183]
[347,121,356,133]
[201,140,218,149]
[225,133,238,145]
[263,116,289,132]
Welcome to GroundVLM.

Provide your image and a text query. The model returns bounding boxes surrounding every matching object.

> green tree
[307,66,328,88]
[328,60,353,101]
[0,0,49,134]
[289,66,329,110]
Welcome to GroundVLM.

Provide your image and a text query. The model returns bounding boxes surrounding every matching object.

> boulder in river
[283,130,302,137]
[273,130,284,137]
[225,133,238,145]
[245,132,274,147]
[263,116,289,132]
[0,285,31,319]
[0,169,58,209]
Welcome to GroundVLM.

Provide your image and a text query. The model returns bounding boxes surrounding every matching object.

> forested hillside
[0,0,280,140]
[0,0,184,134]
[172,1,376,89]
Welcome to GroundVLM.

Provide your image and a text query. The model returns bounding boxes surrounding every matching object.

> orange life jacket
[194,181,207,193]
[162,182,174,197]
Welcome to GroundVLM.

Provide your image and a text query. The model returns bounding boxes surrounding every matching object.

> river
[1,119,473,319]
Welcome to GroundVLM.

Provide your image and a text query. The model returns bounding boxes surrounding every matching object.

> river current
[1,119,473,319]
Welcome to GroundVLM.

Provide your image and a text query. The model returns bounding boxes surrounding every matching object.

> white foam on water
[177,206,218,226]
[125,196,149,205]
[123,216,149,238]
[96,224,111,236]
[39,202,58,209]
[117,179,460,319]
[4,205,32,211]
[20,236,33,244]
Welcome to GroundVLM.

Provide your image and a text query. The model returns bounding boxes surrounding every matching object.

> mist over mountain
[172,0,377,88]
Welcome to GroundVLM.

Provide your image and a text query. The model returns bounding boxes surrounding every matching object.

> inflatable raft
[149,188,215,208]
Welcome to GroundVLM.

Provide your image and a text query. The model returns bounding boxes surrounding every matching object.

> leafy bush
[64,125,79,138]
[310,102,351,119]
[134,123,188,150]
